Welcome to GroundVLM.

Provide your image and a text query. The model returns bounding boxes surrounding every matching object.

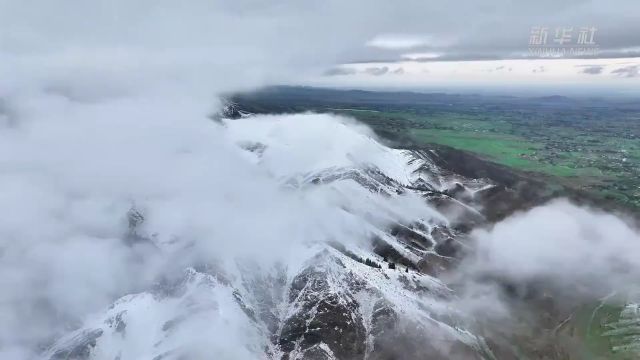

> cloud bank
[0,90,441,357]
[2,1,640,358]
[466,199,640,300]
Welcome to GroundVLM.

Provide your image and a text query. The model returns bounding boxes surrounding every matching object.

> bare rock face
[210,100,249,122]
[286,165,406,196]
[368,301,480,360]
[418,253,454,277]
[279,254,367,360]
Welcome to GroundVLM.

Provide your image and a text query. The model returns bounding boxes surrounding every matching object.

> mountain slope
[39,112,505,360]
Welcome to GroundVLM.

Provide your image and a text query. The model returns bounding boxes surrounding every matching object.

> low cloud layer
[364,66,390,76]
[323,67,358,76]
[612,65,639,78]
[0,94,438,357]
[579,65,605,74]
[2,1,640,358]
[0,2,439,356]
[468,199,640,298]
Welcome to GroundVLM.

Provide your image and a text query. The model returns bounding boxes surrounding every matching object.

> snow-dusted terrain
[35,111,500,360]
[5,99,640,360]
[2,95,639,360]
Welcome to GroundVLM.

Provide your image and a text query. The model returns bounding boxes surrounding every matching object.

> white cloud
[0,88,439,356]
[366,34,456,50]
[468,199,640,297]
[401,52,443,60]
[1,1,640,357]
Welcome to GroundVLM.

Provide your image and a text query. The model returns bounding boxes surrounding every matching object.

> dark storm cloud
[364,66,390,76]
[611,65,639,78]
[578,65,604,75]
[323,67,357,76]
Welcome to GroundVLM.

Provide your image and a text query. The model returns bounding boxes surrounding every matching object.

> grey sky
[1,0,638,92]
[1,2,639,358]
[351,1,640,63]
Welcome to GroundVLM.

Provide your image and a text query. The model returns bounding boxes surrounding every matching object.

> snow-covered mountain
[10,107,638,360]
[40,113,501,360]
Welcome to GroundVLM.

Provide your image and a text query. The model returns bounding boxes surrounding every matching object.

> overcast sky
[0,1,639,357]
[1,0,638,94]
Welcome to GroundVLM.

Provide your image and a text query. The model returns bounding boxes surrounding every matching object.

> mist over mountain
[2,1,640,359]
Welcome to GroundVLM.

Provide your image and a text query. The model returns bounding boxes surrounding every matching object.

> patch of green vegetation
[409,128,601,178]
[569,302,638,360]
[410,128,535,161]
[400,111,514,133]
